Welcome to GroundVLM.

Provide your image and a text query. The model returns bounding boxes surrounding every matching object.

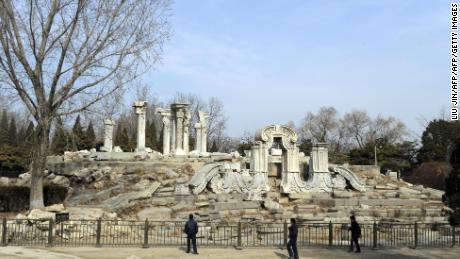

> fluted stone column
[101,119,114,152]
[133,101,147,152]
[156,108,172,155]
[170,103,189,156]
[195,122,202,153]
[198,111,209,155]
[183,110,191,154]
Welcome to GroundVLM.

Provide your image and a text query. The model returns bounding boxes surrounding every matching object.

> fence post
[452,225,456,247]
[143,219,149,248]
[237,221,242,249]
[372,221,377,250]
[283,221,288,247]
[328,221,333,247]
[1,218,7,246]
[413,222,418,249]
[95,219,102,247]
[47,219,54,247]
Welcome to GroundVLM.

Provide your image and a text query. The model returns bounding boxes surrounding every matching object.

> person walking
[184,214,199,254]
[348,215,361,253]
[287,218,299,259]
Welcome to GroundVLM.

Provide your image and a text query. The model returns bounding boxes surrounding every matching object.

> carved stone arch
[255,125,298,148]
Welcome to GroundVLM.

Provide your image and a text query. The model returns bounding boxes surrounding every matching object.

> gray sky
[144,0,449,139]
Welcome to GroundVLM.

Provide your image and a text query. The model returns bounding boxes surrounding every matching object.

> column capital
[133,101,147,114]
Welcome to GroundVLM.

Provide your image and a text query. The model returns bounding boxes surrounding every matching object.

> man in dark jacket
[184,214,199,254]
[348,215,361,253]
[287,218,299,259]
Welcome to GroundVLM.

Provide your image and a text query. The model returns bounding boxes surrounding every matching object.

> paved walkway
[0,246,459,259]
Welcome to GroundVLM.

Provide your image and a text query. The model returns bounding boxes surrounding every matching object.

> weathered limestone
[171,103,190,156]
[100,119,114,152]
[133,101,147,152]
[194,111,210,156]
[156,108,172,155]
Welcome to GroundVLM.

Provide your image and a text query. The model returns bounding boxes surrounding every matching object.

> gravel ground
[0,246,459,259]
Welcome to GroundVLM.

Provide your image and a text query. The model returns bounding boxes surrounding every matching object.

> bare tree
[172,93,228,151]
[342,109,371,148]
[0,0,171,209]
[299,106,339,142]
[366,115,407,144]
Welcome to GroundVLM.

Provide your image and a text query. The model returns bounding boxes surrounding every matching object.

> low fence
[0,218,457,249]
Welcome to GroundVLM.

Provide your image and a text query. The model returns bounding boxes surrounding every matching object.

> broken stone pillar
[156,108,171,155]
[195,122,202,154]
[100,119,114,152]
[250,141,268,172]
[183,110,191,154]
[133,101,147,152]
[310,143,329,173]
[194,111,210,156]
[170,103,190,156]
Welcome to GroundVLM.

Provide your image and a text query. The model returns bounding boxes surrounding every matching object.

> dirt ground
[0,246,459,259]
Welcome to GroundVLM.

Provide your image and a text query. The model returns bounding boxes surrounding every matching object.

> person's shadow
[274,251,290,259]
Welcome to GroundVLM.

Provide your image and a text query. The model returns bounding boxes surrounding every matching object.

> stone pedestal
[100,119,114,152]
[133,101,147,152]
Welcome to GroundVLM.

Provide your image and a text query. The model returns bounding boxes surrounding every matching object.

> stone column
[310,143,329,173]
[170,103,189,156]
[198,111,210,155]
[133,101,147,152]
[175,109,184,154]
[194,122,202,153]
[156,108,171,155]
[183,110,191,154]
[101,119,114,152]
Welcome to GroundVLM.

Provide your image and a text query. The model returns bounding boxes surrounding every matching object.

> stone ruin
[0,101,450,225]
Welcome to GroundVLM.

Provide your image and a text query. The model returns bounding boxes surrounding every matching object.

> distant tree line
[0,109,35,174]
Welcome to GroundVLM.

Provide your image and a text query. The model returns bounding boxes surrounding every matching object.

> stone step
[212,201,261,211]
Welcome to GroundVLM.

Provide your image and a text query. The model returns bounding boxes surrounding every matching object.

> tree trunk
[29,119,51,210]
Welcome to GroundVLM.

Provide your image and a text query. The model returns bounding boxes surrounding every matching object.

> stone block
[375,185,398,190]
[137,207,172,221]
[213,201,260,211]
[334,198,359,206]
[359,199,423,207]
[294,205,317,213]
[333,191,353,198]
[195,202,210,207]
[312,198,335,207]
[288,193,312,200]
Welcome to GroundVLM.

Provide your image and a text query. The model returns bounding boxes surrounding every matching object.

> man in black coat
[184,214,199,254]
[348,215,361,253]
[287,218,299,259]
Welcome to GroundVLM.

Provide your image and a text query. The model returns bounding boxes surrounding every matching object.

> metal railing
[1,218,457,249]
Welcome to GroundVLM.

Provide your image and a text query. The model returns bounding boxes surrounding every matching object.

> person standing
[348,215,361,253]
[184,214,199,254]
[287,218,299,259]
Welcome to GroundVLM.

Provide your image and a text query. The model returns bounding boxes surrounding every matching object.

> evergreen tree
[418,120,460,163]
[71,115,84,151]
[51,118,69,154]
[23,121,35,146]
[81,121,96,150]
[158,126,164,153]
[119,127,131,151]
[114,124,123,148]
[146,120,158,150]
[0,110,8,147]
[446,139,460,225]
[210,140,218,152]
[7,117,17,146]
